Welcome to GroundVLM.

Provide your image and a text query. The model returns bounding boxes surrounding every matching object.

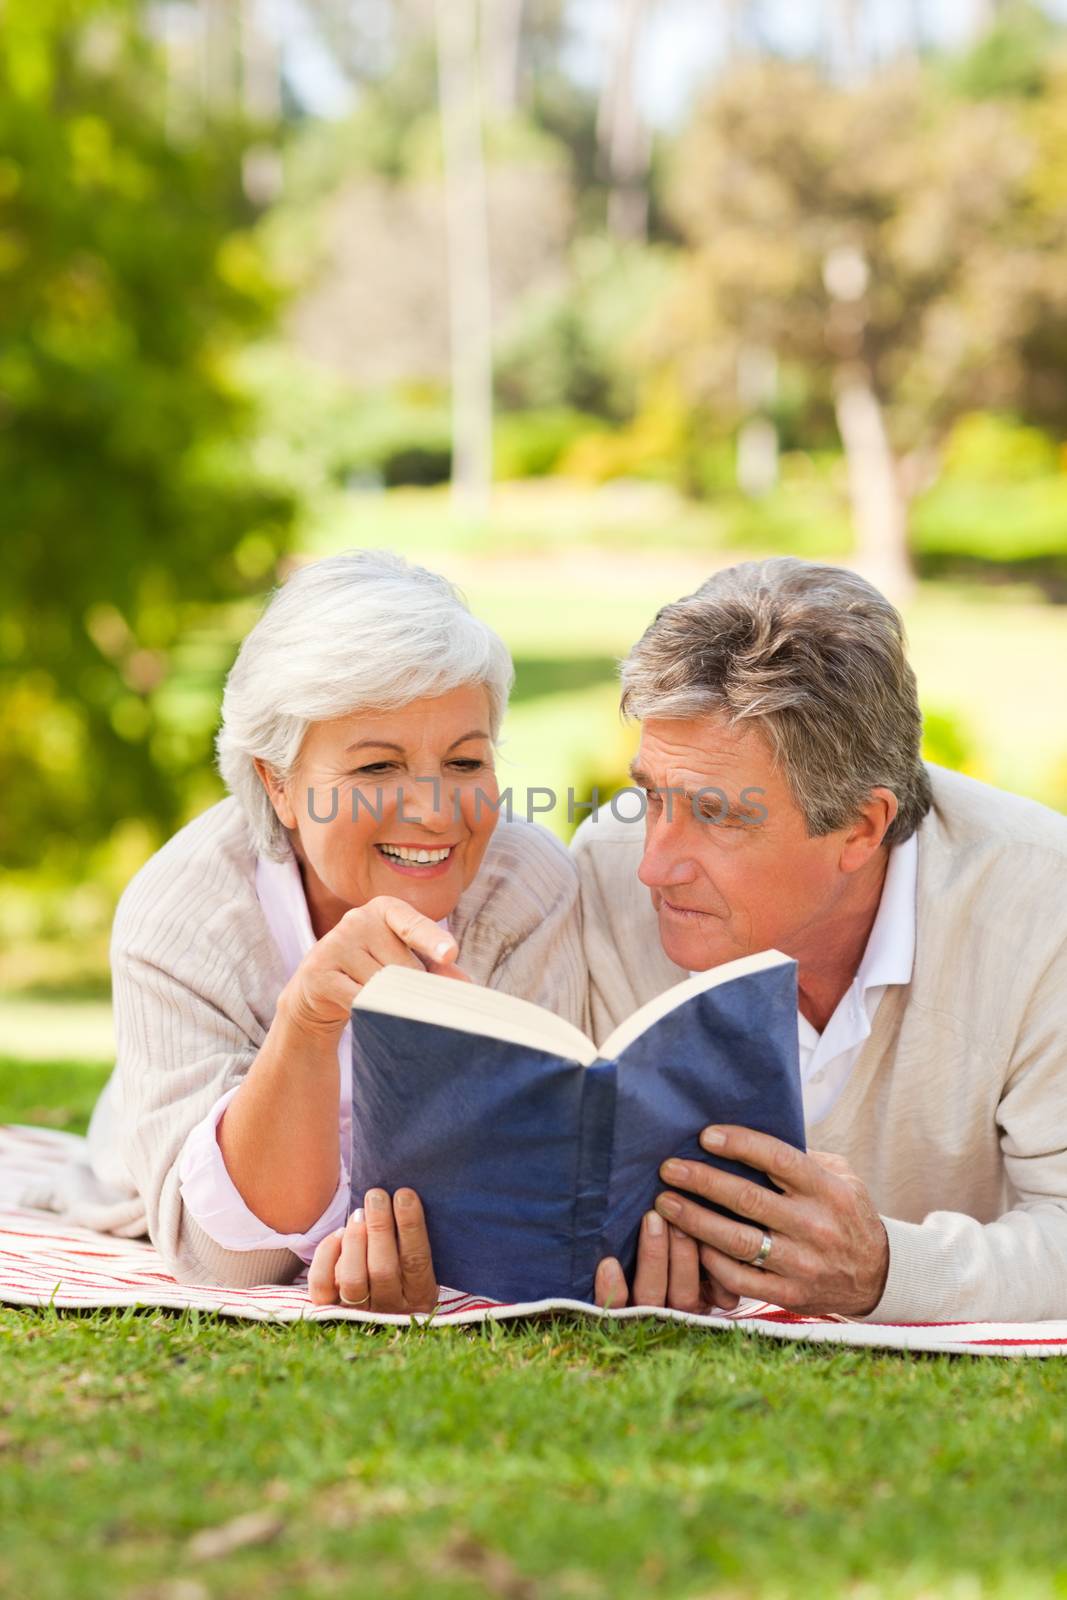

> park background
[2,4,1067,1599]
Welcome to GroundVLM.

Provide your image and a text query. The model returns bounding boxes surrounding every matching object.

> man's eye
[645,788,663,807]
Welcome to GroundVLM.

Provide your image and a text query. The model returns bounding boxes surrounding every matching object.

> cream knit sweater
[95,798,587,1288]
[572,763,1067,1323]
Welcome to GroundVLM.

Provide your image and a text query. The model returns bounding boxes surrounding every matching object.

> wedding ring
[339,1291,372,1307]
[747,1231,773,1269]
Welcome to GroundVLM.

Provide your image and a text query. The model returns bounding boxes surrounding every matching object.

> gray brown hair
[619,557,932,845]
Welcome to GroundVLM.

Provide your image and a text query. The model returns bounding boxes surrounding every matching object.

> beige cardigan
[96,797,587,1288]
[573,763,1067,1323]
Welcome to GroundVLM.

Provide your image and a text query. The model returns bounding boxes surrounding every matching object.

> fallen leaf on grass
[441,1534,539,1600]
[185,1509,286,1563]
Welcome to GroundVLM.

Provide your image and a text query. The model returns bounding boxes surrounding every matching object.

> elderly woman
[86,549,586,1306]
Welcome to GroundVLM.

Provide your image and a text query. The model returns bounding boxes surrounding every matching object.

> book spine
[569,1061,617,1302]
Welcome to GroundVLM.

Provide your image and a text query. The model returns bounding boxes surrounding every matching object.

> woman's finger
[307,1228,345,1305]
[393,1188,438,1313]
[336,1209,370,1307]
[377,899,458,968]
[363,1188,405,1312]
[631,1210,669,1306]
[666,1225,704,1314]
[423,960,473,984]
[594,1256,629,1310]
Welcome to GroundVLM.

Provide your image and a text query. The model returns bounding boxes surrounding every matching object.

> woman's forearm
[215,994,343,1233]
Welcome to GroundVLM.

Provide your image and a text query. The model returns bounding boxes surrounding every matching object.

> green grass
[3,1059,1067,1599]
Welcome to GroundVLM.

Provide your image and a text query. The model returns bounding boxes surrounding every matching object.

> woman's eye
[353,762,397,777]
[449,759,485,773]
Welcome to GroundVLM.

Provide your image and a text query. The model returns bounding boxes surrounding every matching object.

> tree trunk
[833,364,914,604]
[971,0,1007,36]
[829,0,863,81]
[199,0,240,109]
[597,0,653,242]
[240,0,283,205]
[480,0,524,116]
[435,0,494,514]
[736,343,779,496]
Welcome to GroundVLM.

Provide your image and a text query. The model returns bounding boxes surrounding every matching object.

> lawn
[2,1059,1066,1600]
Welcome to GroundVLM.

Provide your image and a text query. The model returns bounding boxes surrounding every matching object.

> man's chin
[657,911,738,973]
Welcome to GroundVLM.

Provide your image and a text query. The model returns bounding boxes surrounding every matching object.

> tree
[597,0,654,241]
[666,55,1067,598]
[0,0,294,876]
[434,0,494,511]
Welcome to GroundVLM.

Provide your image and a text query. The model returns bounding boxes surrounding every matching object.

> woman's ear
[253,756,298,831]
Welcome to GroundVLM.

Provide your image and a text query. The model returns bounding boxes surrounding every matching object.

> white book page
[352,966,599,1066]
[598,948,793,1059]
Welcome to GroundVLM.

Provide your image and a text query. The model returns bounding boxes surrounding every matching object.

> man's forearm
[216,997,342,1233]
[864,1206,1067,1323]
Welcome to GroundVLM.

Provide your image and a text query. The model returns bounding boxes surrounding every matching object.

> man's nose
[637,818,700,890]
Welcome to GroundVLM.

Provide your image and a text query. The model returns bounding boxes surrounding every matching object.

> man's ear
[839,787,899,873]
[253,756,298,831]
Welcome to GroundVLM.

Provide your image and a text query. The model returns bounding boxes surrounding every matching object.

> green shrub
[912,478,1067,596]
[494,409,601,479]
[940,413,1061,482]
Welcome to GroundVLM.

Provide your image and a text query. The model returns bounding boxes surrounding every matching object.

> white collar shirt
[796,833,917,1126]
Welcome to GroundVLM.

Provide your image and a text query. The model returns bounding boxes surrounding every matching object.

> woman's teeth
[378,844,453,864]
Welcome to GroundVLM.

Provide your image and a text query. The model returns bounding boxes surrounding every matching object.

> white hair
[215,548,515,861]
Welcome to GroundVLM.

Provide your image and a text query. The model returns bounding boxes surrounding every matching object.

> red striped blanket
[2,1125,1065,1357]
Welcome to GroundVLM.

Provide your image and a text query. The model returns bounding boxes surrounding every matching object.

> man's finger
[378,899,459,968]
[363,1188,404,1311]
[594,1256,629,1310]
[654,1188,799,1278]
[698,1126,826,1196]
[631,1210,669,1306]
[698,1242,804,1310]
[308,1227,345,1306]
[666,1225,704,1314]
[659,1156,794,1234]
[698,1247,741,1311]
[394,1188,438,1313]
[336,1210,370,1307]
[809,1150,864,1190]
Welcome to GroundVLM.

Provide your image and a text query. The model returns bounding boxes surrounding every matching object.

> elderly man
[576,557,1067,1324]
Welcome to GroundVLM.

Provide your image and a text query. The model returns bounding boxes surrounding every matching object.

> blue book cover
[349,950,804,1305]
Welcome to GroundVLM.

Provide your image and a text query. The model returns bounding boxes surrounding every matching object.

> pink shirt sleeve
[177,1082,350,1266]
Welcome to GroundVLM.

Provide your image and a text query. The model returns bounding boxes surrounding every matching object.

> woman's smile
[374,840,462,879]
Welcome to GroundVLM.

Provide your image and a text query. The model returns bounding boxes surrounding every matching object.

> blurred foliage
[0,0,295,878]
[921,708,981,775]
[949,0,1058,99]
[494,408,598,479]
[494,239,676,418]
[666,54,1067,445]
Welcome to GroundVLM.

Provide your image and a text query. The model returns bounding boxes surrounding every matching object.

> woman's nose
[397,775,455,833]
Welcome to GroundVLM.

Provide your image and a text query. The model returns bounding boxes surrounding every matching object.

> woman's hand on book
[593,1210,734,1315]
[307,1187,439,1313]
[279,896,470,1044]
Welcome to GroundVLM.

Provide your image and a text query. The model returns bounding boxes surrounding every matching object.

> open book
[349,948,804,1305]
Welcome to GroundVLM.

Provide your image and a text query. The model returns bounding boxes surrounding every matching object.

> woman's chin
[369,865,462,923]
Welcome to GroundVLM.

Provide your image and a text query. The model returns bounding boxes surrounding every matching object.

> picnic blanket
[3,1124,1066,1358]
